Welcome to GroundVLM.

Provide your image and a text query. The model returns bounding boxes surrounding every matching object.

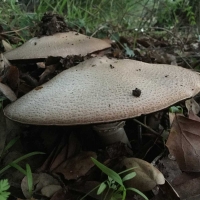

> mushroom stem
[93,121,131,147]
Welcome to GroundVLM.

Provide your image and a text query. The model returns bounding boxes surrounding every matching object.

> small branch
[133,119,162,137]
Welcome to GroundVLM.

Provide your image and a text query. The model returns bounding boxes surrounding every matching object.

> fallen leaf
[53,151,97,180]
[21,173,60,199]
[166,115,200,172]
[152,179,180,200]
[1,65,19,95]
[50,188,74,200]
[41,185,62,197]
[185,98,200,115]
[173,174,200,199]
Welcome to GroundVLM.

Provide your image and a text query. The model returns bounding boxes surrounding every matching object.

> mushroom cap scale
[4,32,111,60]
[4,57,200,125]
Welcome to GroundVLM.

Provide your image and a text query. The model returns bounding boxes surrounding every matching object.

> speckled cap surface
[4,32,111,60]
[4,57,200,125]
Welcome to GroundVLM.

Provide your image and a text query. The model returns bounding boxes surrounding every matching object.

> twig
[2,26,29,34]
[133,119,161,137]
[90,25,107,37]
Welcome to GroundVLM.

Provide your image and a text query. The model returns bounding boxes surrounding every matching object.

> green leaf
[91,157,124,187]
[0,180,10,192]
[0,179,10,200]
[111,193,123,200]
[122,172,136,182]
[169,106,183,113]
[124,43,134,57]
[97,182,107,195]
[127,188,148,200]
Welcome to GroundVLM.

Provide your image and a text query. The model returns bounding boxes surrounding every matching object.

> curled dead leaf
[166,114,200,172]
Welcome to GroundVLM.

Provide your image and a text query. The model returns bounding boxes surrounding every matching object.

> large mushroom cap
[4,57,200,125]
[4,32,111,60]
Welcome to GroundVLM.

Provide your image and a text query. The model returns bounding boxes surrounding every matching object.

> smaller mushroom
[122,157,165,191]
[4,32,111,61]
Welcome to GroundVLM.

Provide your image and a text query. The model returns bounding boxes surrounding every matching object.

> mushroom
[3,57,200,145]
[122,157,165,191]
[4,31,111,60]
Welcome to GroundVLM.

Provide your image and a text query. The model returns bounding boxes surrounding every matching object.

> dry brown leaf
[152,179,180,200]
[166,115,200,172]
[41,185,62,197]
[53,151,97,180]
[50,188,74,200]
[173,173,200,199]
[1,65,19,94]
[21,173,60,198]
[185,98,200,115]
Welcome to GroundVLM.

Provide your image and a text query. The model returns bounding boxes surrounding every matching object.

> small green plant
[0,179,10,200]
[81,157,148,200]
[0,136,45,198]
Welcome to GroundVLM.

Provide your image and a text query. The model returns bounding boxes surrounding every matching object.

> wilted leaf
[1,65,19,95]
[173,174,200,199]
[53,151,97,180]
[21,173,60,198]
[166,115,200,171]
[50,188,73,200]
[185,98,200,115]
[2,40,12,52]
[152,179,180,200]
[41,185,62,197]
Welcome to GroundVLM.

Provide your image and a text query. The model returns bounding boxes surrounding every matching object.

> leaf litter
[1,12,200,200]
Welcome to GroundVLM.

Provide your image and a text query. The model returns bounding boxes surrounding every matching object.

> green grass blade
[91,157,124,187]
[9,163,27,175]
[0,152,45,175]
[127,188,148,200]
[2,136,20,156]
[118,167,137,175]
[26,164,33,197]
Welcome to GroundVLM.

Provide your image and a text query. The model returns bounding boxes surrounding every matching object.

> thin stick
[133,119,161,137]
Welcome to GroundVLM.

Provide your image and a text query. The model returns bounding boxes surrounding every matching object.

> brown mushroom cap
[4,57,200,125]
[4,32,111,60]
[122,157,165,191]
